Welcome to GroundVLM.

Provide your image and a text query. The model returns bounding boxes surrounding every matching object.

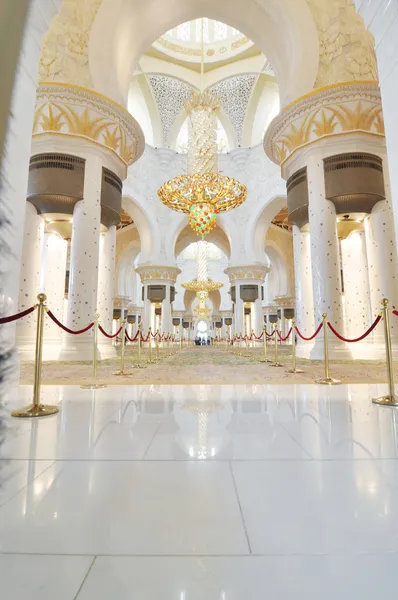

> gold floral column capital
[135,266,182,284]
[264,81,384,168]
[33,83,145,171]
[224,265,270,283]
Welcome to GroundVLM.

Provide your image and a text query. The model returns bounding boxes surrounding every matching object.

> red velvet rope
[125,330,140,342]
[296,322,323,341]
[0,305,36,324]
[254,332,264,340]
[47,310,94,335]
[276,327,292,342]
[99,325,122,339]
[141,332,150,342]
[265,329,276,338]
[393,310,398,317]
[327,315,382,343]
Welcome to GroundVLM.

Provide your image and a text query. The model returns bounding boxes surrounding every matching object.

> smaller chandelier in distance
[181,279,223,293]
[194,303,212,319]
[158,172,247,238]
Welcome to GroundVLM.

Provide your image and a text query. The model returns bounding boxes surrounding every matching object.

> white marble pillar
[97,225,117,358]
[59,156,102,360]
[365,198,398,341]
[142,284,151,333]
[39,232,68,355]
[307,155,351,359]
[252,292,263,337]
[161,284,171,334]
[234,284,244,336]
[341,231,371,339]
[16,202,44,358]
[293,225,315,358]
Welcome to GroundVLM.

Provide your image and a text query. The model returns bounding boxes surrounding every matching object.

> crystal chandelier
[157,20,247,239]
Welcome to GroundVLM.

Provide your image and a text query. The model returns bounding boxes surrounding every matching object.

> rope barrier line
[125,330,140,343]
[47,310,94,335]
[0,305,37,324]
[296,322,323,341]
[392,310,398,317]
[327,315,382,343]
[99,325,122,339]
[276,327,292,342]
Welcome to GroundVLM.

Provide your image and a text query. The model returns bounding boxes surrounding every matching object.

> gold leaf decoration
[102,127,121,150]
[313,110,337,136]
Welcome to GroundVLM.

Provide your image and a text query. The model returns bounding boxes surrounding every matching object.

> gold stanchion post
[316,313,341,385]
[155,329,160,361]
[287,319,304,374]
[12,294,59,418]
[270,323,283,367]
[81,313,106,389]
[147,327,155,363]
[259,325,270,363]
[113,319,132,376]
[250,330,256,361]
[373,299,397,406]
[133,323,146,368]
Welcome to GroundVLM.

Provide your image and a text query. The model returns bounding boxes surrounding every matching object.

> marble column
[292,225,315,358]
[142,285,151,333]
[341,231,371,339]
[234,284,244,336]
[39,231,68,356]
[16,201,44,358]
[252,289,263,337]
[96,225,117,358]
[365,198,398,341]
[161,284,172,334]
[307,155,351,359]
[59,156,102,360]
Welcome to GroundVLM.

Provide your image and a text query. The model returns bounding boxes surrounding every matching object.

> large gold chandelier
[157,20,246,239]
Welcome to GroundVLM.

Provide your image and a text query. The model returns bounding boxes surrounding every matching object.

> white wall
[354,0,398,269]
[128,79,155,146]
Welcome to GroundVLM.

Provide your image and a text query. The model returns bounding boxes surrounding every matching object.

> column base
[58,333,117,361]
[310,338,353,360]
[98,341,117,360]
[296,342,315,360]
[16,335,38,361]
[59,334,95,361]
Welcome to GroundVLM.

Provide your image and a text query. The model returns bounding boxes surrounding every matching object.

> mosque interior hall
[2,0,398,597]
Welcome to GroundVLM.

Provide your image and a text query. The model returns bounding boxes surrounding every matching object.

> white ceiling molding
[147,74,195,146]
[209,75,258,145]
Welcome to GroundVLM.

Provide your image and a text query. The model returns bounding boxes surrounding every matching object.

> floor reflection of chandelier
[157,20,246,239]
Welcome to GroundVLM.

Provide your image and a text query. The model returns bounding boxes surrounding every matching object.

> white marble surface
[2,383,398,597]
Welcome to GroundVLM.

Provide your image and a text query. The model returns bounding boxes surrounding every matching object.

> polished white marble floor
[1,383,398,598]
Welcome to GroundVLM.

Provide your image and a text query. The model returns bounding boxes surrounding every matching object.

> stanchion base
[81,384,107,389]
[147,359,156,364]
[270,362,283,368]
[112,371,133,377]
[372,395,398,407]
[12,403,59,418]
[133,363,147,369]
[287,368,305,374]
[316,377,341,385]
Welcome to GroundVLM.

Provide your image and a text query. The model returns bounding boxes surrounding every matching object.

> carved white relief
[209,75,257,145]
[147,75,195,145]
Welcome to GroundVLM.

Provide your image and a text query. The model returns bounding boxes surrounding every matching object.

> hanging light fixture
[157,18,247,239]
